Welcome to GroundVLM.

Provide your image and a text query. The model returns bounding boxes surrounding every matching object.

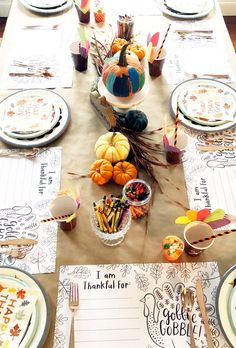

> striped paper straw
[40,213,72,223]
[156,24,171,60]
[192,228,236,245]
[174,102,179,146]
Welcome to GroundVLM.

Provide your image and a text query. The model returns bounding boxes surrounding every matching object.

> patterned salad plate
[0,266,50,348]
[0,89,70,148]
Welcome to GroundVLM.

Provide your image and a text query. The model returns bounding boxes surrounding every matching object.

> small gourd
[102,44,145,98]
[113,161,138,186]
[89,159,113,185]
[124,109,148,132]
[111,38,128,55]
[95,131,130,164]
[127,43,146,60]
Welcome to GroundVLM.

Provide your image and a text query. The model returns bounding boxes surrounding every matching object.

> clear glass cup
[117,14,134,41]
[90,199,131,246]
[122,179,152,219]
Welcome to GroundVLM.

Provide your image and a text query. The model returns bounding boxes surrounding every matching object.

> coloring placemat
[53,262,228,348]
[0,147,61,273]
[0,28,73,89]
[182,129,236,217]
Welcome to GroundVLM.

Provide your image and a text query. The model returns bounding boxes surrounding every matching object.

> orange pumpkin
[111,38,128,55]
[162,235,184,262]
[113,161,137,185]
[127,43,146,60]
[89,159,113,185]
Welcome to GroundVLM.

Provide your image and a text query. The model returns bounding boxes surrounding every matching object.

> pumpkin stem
[118,44,129,67]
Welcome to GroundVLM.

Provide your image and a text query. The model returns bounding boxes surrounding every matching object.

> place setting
[157,0,215,19]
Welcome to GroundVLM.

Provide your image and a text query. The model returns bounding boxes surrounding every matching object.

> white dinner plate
[216,264,236,348]
[2,90,62,139]
[0,266,50,348]
[169,78,236,132]
[0,89,70,148]
[26,0,66,9]
[19,0,73,14]
[157,0,215,19]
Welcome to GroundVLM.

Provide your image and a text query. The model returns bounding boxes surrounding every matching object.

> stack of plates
[170,78,236,132]
[216,264,236,347]
[158,0,215,19]
[0,266,50,348]
[0,89,70,148]
[19,0,73,14]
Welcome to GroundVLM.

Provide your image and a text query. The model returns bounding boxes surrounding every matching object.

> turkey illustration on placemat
[54,262,228,348]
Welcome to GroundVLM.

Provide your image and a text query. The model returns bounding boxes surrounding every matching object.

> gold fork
[0,246,27,258]
[69,282,79,348]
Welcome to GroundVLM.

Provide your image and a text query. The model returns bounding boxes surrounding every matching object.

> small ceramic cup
[122,179,152,219]
[49,195,78,231]
[163,129,189,164]
[184,221,215,256]
[90,198,131,246]
[148,48,167,78]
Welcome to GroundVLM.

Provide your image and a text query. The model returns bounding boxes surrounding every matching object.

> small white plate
[19,0,73,14]
[157,0,215,19]
[216,264,236,348]
[0,266,50,348]
[1,90,62,139]
[178,81,236,126]
[170,78,236,132]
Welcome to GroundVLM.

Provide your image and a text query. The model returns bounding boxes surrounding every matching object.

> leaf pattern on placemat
[135,270,149,292]
[150,264,163,283]
[120,264,132,277]
[68,266,91,279]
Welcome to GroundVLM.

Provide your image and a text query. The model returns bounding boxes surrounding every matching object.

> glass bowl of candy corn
[90,196,132,246]
[122,179,152,219]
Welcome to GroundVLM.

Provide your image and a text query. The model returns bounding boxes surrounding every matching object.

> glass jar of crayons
[122,179,152,219]
[91,196,131,246]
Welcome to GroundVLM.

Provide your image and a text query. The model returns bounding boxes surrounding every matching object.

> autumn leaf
[0,284,7,292]
[10,324,21,337]
[16,289,26,299]
[16,309,26,320]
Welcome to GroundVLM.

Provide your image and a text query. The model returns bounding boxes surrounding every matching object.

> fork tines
[69,282,79,309]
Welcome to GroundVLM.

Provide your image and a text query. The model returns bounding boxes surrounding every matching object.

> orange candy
[162,235,184,262]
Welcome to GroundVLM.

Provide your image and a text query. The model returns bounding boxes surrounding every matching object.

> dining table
[0,0,236,347]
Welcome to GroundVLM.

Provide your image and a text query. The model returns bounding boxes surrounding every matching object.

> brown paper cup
[148,48,167,77]
[49,196,77,231]
[184,221,215,256]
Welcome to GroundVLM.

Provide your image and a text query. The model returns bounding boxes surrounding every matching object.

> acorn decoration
[102,44,145,98]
